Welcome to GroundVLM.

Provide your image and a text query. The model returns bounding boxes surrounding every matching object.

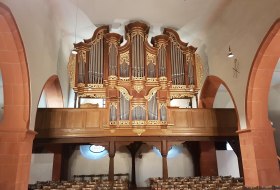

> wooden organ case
[68,21,203,132]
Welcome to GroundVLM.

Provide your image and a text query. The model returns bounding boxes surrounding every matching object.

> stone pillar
[238,128,280,186]
[108,141,115,181]
[199,141,218,176]
[0,130,36,190]
[161,140,168,180]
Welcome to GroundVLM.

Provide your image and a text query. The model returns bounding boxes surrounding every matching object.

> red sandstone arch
[0,3,35,190]
[242,19,280,186]
[39,75,64,108]
[199,75,238,113]
[0,3,30,129]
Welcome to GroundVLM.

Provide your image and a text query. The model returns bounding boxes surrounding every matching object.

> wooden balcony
[35,108,238,138]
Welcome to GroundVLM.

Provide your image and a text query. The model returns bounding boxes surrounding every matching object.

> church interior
[0,0,280,190]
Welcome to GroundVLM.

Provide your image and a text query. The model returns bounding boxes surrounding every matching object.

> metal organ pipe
[100,39,104,81]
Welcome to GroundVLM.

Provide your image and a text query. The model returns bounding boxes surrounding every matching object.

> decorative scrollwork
[147,120,159,125]
[131,105,146,110]
[78,93,106,98]
[144,86,161,101]
[146,52,156,65]
[68,54,76,88]
[120,51,130,65]
[134,84,144,93]
[195,53,203,89]
[119,77,130,82]
[108,75,118,80]
[132,120,146,125]
[132,128,146,136]
[88,84,104,88]
[110,102,118,109]
[147,78,158,82]
[119,120,130,125]
[171,85,187,90]
[159,102,167,108]
[115,86,133,101]
[170,92,194,99]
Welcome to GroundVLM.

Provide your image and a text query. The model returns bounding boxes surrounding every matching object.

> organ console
[68,21,203,129]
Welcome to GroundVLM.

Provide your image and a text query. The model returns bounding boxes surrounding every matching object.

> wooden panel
[35,108,238,138]
[191,109,206,128]
[85,110,101,128]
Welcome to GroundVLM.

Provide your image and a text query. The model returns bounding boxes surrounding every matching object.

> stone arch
[38,75,64,108]
[242,19,280,186]
[0,3,30,129]
[0,3,35,190]
[199,76,239,122]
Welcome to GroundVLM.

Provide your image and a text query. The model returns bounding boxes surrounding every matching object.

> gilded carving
[67,54,76,88]
[170,92,194,99]
[147,120,159,125]
[195,53,203,89]
[146,52,156,65]
[132,77,145,80]
[115,86,133,101]
[132,120,146,125]
[120,51,130,65]
[119,120,130,125]
[78,94,106,98]
[109,121,117,125]
[147,78,157,82]
[144,86,161,101]
[131,105,146,110]
[134,84,144,93]
[171,85,187,90]
[159,102,167,108]
[88,84,104,88]
[119,77,130,82]
[110,102,118,109]
[132,128,146,136]
[108,75,118,80]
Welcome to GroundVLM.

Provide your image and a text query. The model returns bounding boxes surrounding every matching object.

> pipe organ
[68,21,203,129]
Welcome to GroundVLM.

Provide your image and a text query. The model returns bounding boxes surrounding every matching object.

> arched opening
[0,2,34,190]
[245,19,280,186]
[38,75,64,108]
[199,75,242,178]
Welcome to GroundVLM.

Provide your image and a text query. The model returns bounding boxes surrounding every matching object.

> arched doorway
[244,19,280,186]
[0,3,34,190]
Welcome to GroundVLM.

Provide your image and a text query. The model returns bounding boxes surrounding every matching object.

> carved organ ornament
[68,21,203,130]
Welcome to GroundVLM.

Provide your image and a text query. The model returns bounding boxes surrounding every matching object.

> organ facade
[68,21,203,129]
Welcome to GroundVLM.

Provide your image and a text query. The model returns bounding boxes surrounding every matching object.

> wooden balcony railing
[35,108,237,138]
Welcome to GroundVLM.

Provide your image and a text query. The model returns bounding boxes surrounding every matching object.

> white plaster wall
[206,0,280,129]
[68,144,194,187]
[213,85,234,108]
[29,154,54,184]
[216,150,240,178]
[136,144,193,187]
[68,147,131,180]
